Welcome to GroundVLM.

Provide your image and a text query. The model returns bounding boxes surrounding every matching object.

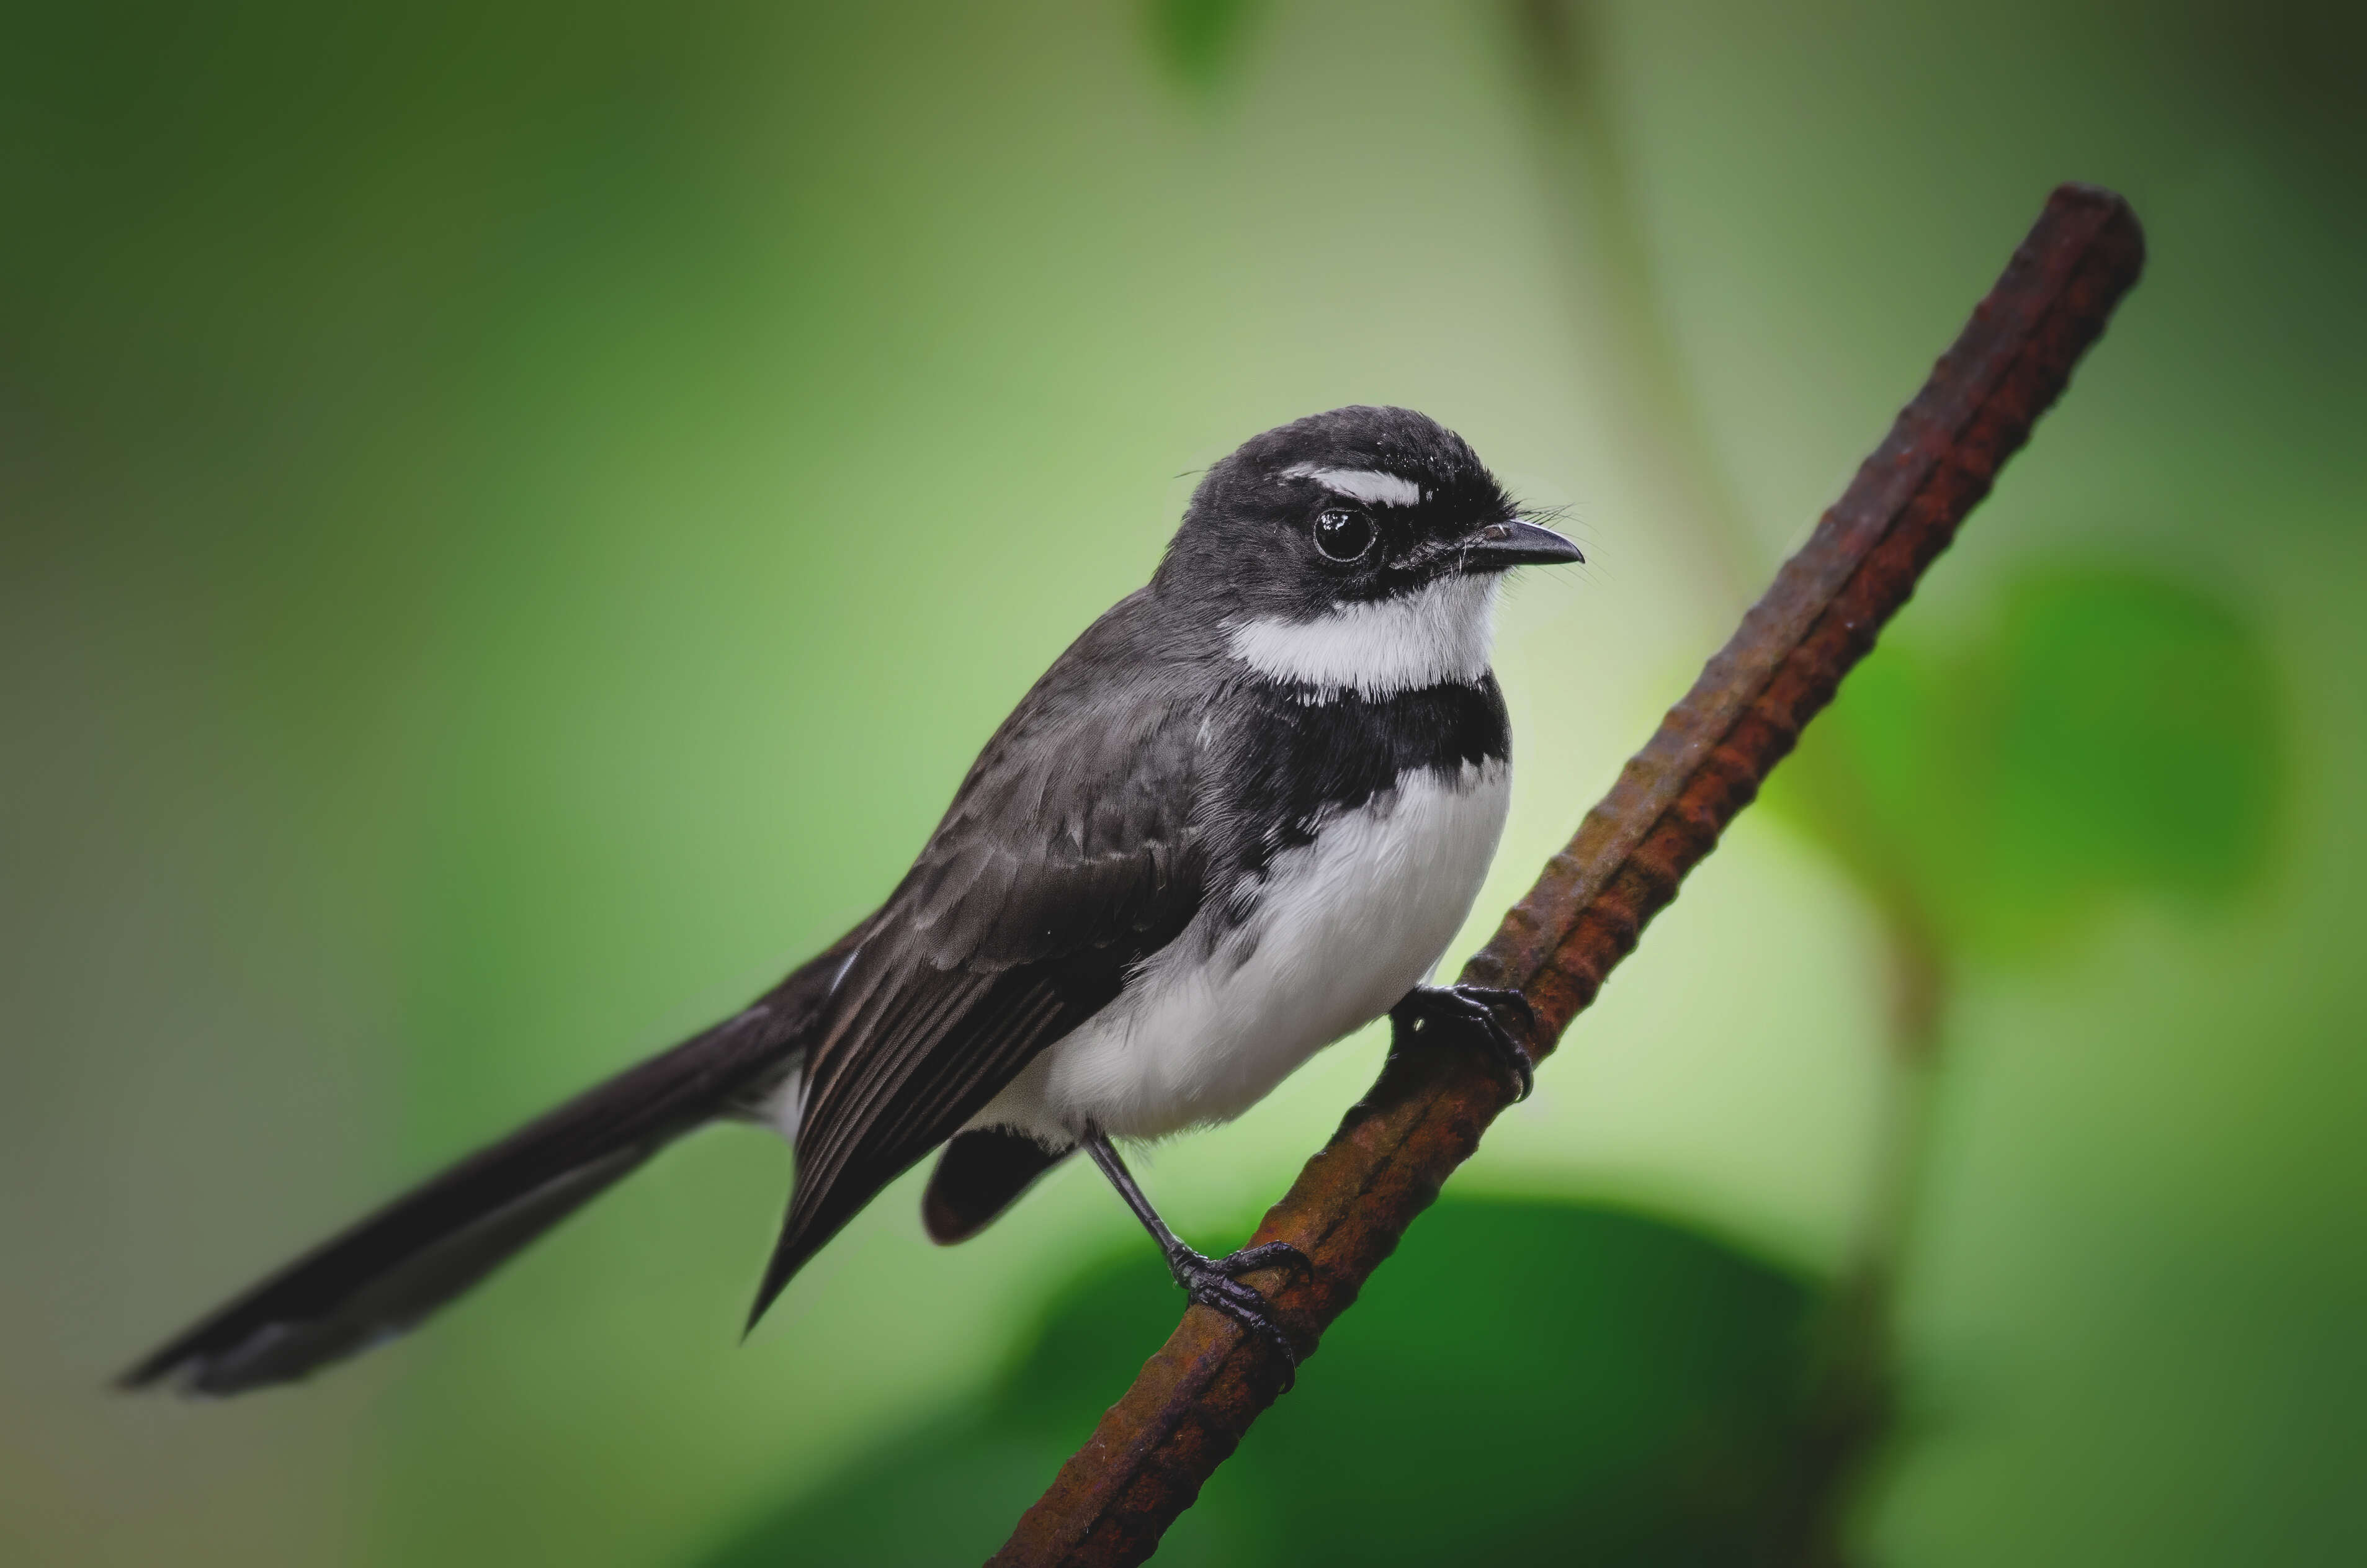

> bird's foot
[1390,983,1538,1103]
[1163,1240,1311,1389]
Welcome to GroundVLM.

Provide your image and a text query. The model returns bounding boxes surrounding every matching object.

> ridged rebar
[990,183,2146,1568]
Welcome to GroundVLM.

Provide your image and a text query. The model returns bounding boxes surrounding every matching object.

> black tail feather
[921,1129,1073,1245]
[123,1142,661,1395]
[120,933,860,1396]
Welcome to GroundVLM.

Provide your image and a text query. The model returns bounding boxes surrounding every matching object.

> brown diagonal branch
[990,184,2146,1568]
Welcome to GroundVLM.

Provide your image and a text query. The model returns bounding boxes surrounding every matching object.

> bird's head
[1158,406,1581,696]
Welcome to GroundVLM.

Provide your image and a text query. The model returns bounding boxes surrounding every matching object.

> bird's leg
[1080,1128,1310,1385]
[1390,983,1538,1103]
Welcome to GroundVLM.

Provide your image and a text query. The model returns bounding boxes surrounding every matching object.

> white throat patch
[1226,575,1499,699]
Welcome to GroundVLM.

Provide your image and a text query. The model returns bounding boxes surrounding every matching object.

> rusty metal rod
[990,183,2146,1568]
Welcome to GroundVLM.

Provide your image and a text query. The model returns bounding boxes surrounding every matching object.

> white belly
[970,756,1511,1144]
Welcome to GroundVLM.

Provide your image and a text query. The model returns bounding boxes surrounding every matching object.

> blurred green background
[4,1,2361,1563]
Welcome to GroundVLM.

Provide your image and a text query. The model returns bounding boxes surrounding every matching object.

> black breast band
[1222,673,1509,879]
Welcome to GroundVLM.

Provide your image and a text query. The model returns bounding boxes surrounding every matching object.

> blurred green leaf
[702,1197,1819,1567]
[699,1417,1072,1568]
[1771,567,2281,960]
[1147,0,1265,92]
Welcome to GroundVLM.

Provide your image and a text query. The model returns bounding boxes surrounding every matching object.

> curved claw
[1212,1240,1312,1279]
[1390,983,1539,1102]
[1452,985,1537,1036]
[1167,1244,1307,1390]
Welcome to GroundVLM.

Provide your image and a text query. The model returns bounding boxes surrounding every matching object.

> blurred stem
[1863,912,1947,1283]
[1504,4,1951,1559]
[1502,0,1761,614]
[1770,916,1946,1565]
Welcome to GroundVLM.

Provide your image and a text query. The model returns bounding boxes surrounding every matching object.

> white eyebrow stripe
[1284,464,1425,509]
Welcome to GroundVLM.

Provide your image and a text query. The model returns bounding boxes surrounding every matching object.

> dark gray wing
[748,601,1213,1319]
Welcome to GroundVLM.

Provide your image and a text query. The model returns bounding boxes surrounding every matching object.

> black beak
[1457,519,1585,572]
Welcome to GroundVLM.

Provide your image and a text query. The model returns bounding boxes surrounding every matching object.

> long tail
[119,932,860,1396]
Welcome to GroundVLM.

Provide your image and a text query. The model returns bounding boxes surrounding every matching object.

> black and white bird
[122,405,1582,1395]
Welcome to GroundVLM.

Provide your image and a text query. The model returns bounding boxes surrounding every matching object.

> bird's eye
[1312,508,1376,562]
